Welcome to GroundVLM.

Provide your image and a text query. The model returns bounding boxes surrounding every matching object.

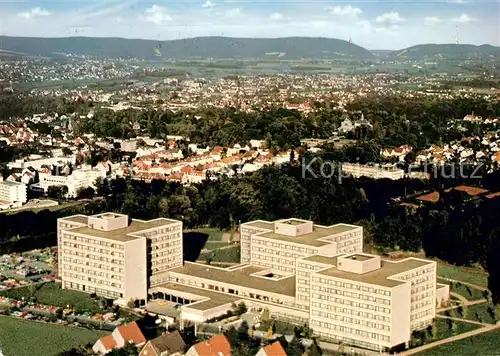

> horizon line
[0,35,498,51]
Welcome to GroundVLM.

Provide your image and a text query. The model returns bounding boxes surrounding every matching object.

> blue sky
[0,0,498,49]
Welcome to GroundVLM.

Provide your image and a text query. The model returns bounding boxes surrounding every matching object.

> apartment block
[58,213,182,301]
[36,168,101,198]
[341,163,405,180]
[0,180,27,209]
[240,218,363,274]
[305,253,436,351]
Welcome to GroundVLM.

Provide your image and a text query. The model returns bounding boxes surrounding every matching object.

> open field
[0,315,108,356]
[436,261,488,288]
[416,329,500,355]
[0,282,105,313]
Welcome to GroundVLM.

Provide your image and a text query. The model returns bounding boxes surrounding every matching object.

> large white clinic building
[57,214,449,352]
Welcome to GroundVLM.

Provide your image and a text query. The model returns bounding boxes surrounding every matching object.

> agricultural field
[0,316,108,356]
[0,282,105,313]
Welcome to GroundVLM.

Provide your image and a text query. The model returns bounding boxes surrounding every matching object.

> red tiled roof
[116,321,146,346]
[99,335,117,351]
[486,192,500,199]
[193,335,231,356]
[448,185,489,197]
[261,341,287,356]
[416,192,440,203]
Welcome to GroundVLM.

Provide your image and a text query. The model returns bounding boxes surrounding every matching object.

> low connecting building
[57,214,448,352]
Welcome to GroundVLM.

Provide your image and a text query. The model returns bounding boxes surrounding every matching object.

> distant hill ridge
[0,36,375,60]
[390,43,500,59]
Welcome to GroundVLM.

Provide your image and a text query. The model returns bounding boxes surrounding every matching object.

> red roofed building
[92,321,146,354]
[256,341,287,356]
[185,335,231,356]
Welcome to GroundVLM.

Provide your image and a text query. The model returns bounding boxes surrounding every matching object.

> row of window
[62,234,124,249]
[150,232,182,244]
[312,310,391,331]
[62,249,124,265]
[63,282,122,299]
[410,308,433,321]
[63,272,123,289]
[312,300,391,315]
[310,320,390,342]
[411,299,433,311]
[64,264,124,281]
[397,266,435,281]
[252,246,305,260]
[62,242,125,258]
[312,277,392,296]
[312,286,391,305]
[62,257,124,273]
[252,238,316,254]
[297,263,327,271]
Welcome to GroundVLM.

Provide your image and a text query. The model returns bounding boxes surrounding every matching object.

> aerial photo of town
[0,0,499,355]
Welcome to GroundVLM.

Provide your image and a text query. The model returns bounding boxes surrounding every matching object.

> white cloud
[142,5,172,25]
[448,0,468,4]
[424,16,442,24]
[17,7,51,20]
[375,12,404,25]
[270,13,283,20]
[453,13,476,23]
[202,1,215,8]
[224,8,241,17]
[329,5,362,17]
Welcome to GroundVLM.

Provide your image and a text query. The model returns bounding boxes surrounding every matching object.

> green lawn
[416,329,500,355]
[435,318,480,340]
[465,303,498,325]
[437,261,489,288]
[203,241,231,250]
[442,280,487,301]
[0,282,105,313]
[257,319,298,334]
[410,318,480,349]
[199,245,241,263]
[0,316,108,356]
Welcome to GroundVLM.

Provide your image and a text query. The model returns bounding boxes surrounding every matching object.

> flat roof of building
[168,263,296,297]
[318,258,432,288]
[61,215,89,225]
[302,255,339,266]
[69,218,176,242]
[242,221,274,230]
[259,224,360,247]
[153,283,240,311]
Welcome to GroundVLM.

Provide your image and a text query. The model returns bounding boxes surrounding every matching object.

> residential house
[139,331,186,356]
[185,335,231,356]
[93,321,146,354]
[256,341,287,356]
